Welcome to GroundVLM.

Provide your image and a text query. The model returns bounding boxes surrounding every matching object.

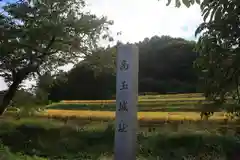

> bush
[5,107,20,112]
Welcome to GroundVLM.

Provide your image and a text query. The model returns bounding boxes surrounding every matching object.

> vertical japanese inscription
[120,81,128,90]
[120,60,129,71]
[118,59,129,133]
[115,44,138,160]
[118,100,128,112]
[118,120,128,132]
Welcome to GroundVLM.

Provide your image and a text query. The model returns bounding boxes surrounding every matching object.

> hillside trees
[0,0,112,114]
[48,36,198,101]
[138,36,198,94]
[49,46,117,101]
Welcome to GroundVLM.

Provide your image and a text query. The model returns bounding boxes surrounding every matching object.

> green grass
[46,93,208,112]
[46,103,201,112]
[138,93,203,99]
[0,141,46,160]
[45,103,225,112]
[1,117,240,159]
[3,93,240,159]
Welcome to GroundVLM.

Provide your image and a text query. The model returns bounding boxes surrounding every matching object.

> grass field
[1,117,240,159]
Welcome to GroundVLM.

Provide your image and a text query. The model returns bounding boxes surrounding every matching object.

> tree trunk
[0,78,23,115]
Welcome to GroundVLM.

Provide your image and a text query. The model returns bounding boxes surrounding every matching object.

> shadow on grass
[0,119,240,159]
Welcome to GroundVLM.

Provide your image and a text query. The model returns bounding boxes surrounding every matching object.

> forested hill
[48,35,199,101]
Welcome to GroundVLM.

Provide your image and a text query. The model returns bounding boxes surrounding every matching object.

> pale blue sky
[0,0,203,90]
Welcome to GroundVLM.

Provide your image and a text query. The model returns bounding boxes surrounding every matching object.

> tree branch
[19,36,56,57]
[236,73,240,104]
[19,42,42,53]
[37,36,56,59]
[44,36,56,52]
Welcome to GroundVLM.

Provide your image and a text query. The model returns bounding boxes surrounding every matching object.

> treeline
[37,35,198,102]
[10,35,199,105]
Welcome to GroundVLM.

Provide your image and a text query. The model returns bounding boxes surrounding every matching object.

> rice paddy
[45,110,226,121]
[45,93,229,121]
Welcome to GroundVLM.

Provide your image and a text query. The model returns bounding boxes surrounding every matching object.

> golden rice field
[45,110,228,121]
[45,93,231,121]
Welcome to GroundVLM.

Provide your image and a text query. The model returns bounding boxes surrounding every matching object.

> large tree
[164,0,240,105]
[194,0,240,104]
[0,0,112,114]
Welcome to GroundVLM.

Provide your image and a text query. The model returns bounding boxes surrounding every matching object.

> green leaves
[163,0,201,7]
[161,0,240,103]
[195,23,207,37]
[214,6,222,21]
[161,0,240,105]
[203,9,210,21]
[182,0,191,8]
[194,0,240,104]
[0,0,112,81]
[175,0,181,7]
[0,0,113,108]
[196,0,201,4]
[166,0,171,6]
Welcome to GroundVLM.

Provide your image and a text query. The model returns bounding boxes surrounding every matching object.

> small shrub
[5,107,20,112]
[200,112,214,120]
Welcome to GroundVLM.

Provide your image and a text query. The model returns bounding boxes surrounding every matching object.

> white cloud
[84,0,203,43]
[0,0,203,90]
